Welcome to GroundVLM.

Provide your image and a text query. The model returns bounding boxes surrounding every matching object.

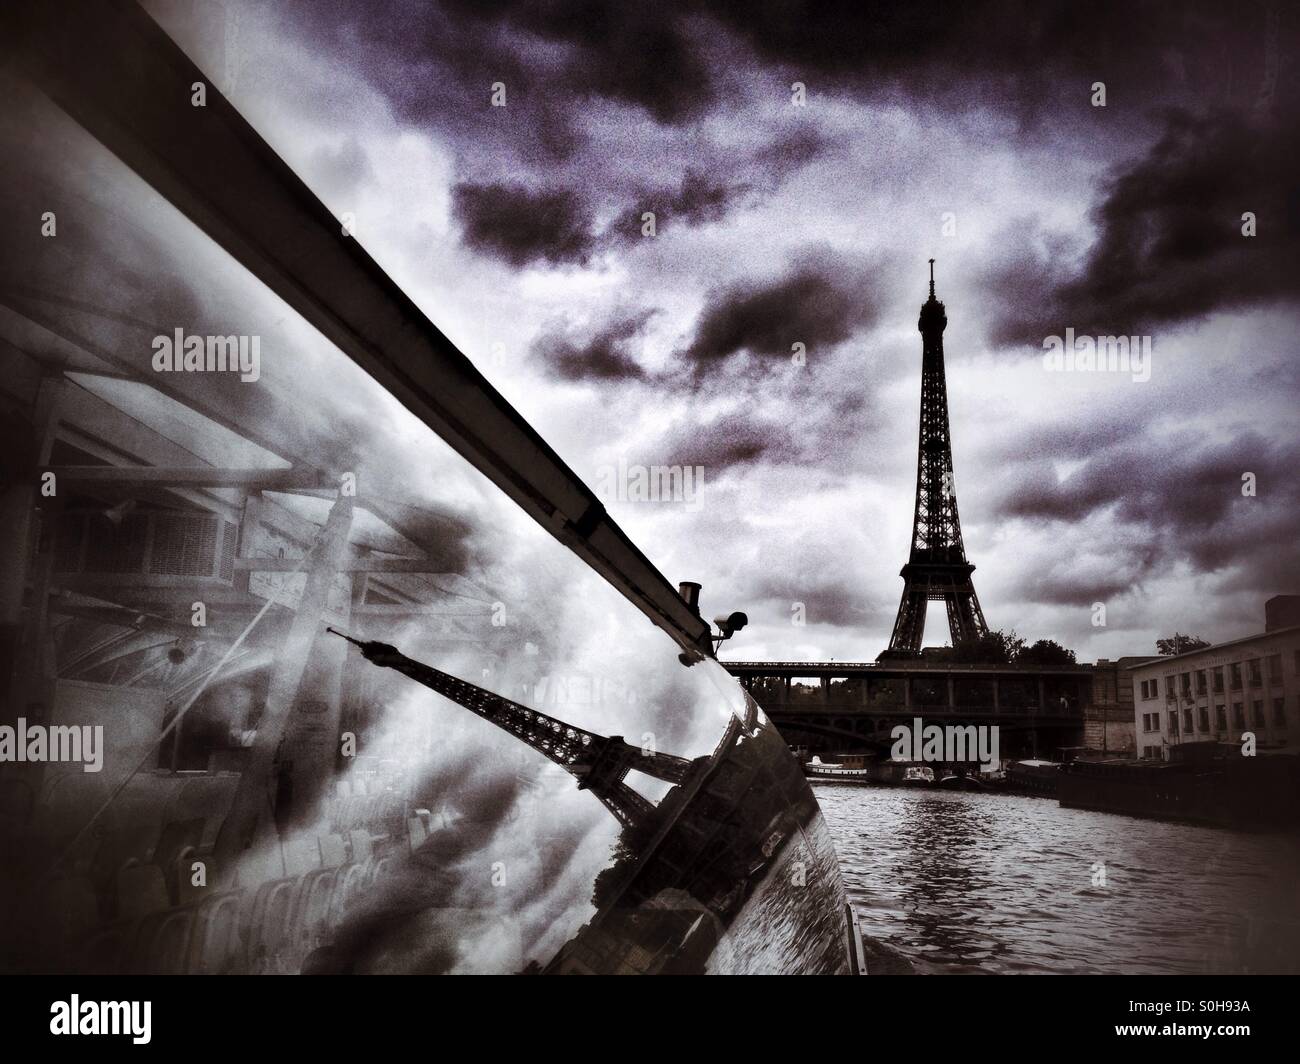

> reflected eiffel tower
[330,631,693,832]
[881,261,988,657]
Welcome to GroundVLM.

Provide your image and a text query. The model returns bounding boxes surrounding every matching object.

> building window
[1233,703,1245,729]
[1181,672,1192,695]
[1274,698,1286,727]
[1183,707,1194,732]
[1196,671,1208,695]
[1198,707,1209,731]
[1267,654,1283,685]
[1168,711,1179,735]
[1215,705,1226,731]
[1230,663,1242,690]
[1248,659,1262,686]
[1252,701,1265,727]
[1165,676,1176,701]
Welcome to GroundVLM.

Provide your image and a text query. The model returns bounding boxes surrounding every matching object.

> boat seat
[319,833,348,869]
[282,836,321,878]
[125,905,195,974]
[348,829,373,863]
[116,863,169,922]
[188,890,247,974]
[47,875,100,941]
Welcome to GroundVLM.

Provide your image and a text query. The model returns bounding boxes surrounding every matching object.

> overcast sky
[158,0,1300,664]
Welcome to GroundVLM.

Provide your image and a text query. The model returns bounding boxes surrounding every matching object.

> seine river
[813,781,1300,975]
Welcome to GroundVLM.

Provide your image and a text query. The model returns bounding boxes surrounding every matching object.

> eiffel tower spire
[882,262,988,657]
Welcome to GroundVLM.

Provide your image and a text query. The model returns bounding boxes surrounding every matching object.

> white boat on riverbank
[804,756,871,780]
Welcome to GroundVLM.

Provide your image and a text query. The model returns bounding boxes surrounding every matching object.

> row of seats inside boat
[29,788,436,974]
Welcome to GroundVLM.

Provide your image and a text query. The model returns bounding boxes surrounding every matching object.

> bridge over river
[723,658,1148,757]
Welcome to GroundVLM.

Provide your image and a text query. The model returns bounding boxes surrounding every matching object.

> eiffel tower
[330,631,694,832]
[882,261,988,657]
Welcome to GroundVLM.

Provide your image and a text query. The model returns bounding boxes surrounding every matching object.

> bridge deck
[723,660,1098,678]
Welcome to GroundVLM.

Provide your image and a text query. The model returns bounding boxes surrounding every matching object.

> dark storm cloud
[985,407,1147,466]
[450,143,815,267]
[519,7,710,125]
[670,411,795,470]
[708,0,1284,120]
[659,170,749,227]
[753,126,832,178]
[999,433,1300,591]
[531,309,655,381]
[441,0,714,124]
[277,0,579,163]
[642,128,832,229]
[686,252,879,365]
[452,181,595,267]
[452,135,826,267]
[750,573,879,631]
[613,381,868,483]
[280,0,707,161]
[615,129,833,242]
[1004,433,1276,528]
[292,1,1281,133]
[987,108,1300,345]
[528,250,881,385]
[1020,568,1152,609]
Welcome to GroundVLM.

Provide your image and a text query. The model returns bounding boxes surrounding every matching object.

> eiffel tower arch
[882,261,988,658]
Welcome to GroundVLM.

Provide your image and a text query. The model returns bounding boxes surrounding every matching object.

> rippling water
[707,810,848,975]
[814,782,1300,974]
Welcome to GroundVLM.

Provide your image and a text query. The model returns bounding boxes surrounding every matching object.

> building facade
[1082,656,1158,756]
[1130,622,1300,760]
